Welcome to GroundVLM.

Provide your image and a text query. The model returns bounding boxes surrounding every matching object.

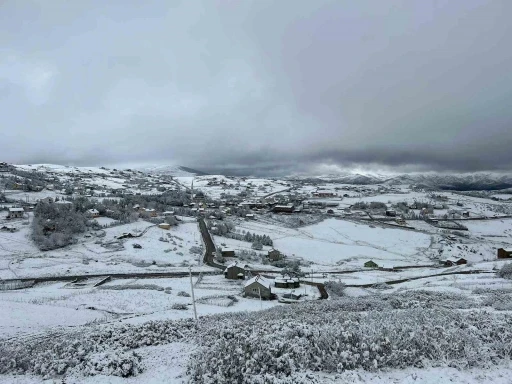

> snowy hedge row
[188,299,512,383]
[0,319,195,378]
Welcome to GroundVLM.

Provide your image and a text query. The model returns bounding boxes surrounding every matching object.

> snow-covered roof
[9,207,24,212]
[87,209,99,214]
[275,203,294,208]
[244,275,271,290]
[225,262,241,270]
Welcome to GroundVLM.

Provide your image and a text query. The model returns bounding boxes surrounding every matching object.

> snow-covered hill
[135,165,207,177]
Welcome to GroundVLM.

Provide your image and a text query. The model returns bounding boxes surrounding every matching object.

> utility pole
[189,266,198,324]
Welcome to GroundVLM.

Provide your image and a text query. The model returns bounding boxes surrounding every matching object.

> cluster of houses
[0,162,11,172]
[363,257,468,270]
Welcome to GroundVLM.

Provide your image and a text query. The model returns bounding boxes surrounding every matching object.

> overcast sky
[1,0,511,175]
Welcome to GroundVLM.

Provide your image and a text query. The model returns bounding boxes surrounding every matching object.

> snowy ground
[0,219,209,280]
[3,170,512,382]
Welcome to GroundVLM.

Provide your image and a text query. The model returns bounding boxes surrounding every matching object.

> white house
[7,207,24,219]
[87,209,100,218]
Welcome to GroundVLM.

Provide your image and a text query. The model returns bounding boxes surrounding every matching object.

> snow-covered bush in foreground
[0,320,195,378]
[188,299,512,383]
[2,291,512,381]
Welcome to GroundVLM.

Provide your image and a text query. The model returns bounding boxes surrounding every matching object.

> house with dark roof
[244,275,272,299]
[497,248,512,259]
[224,262,246,280]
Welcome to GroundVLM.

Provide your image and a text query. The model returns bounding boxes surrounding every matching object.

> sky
[1,0,512,176]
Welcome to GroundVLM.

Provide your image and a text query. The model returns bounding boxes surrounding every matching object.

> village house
[443,258,467,267]
[385,210,396,217]
[87,209,100,218]
[273,203,295,213]
[224,262,246,280]
[0,225,17,233]
[244,275,272,299]
[143,208,158,217]
[7,207,24,219]
[267,249,282,262]
[274,275,300,289]
[364,260,379,268]
[462,211,470,218]
[497,248,512,259]
[395,217,406,225]
[312,191,337,198]
[221,248,236,258]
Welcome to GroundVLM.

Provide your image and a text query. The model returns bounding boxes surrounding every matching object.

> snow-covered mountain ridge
[288,172,512,190]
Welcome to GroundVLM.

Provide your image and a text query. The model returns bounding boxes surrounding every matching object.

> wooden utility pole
[189,266,198,324]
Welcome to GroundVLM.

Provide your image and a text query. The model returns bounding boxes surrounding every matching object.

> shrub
[324,281,346,297]
[177,291,191,297]
[498,263,512,279]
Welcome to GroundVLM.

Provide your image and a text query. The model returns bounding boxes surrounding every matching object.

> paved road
[197,218,225,270]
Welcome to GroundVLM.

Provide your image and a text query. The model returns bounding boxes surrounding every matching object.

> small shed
[462,211,470,218]
[267,249,282,262]
[274,275,300,288]
[158,223,171,230]
[385,210,396,217]
[364,260,378,268]
[7,207,24,219]
[497,248,512,259]
[221,248,236,258]
[282,292,302,301]
[244,275,272,299]
[224,262,245,280]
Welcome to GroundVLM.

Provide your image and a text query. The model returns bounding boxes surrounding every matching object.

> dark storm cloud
[1,0,511,175]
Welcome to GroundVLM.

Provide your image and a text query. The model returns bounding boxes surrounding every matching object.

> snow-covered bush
[189,246,203,255]
[498,263,512,279]
[324,281,346,297]
[172,303,188,310]
[0,319,195,377]
[188,302,512,383]
[177,290,191,297]
[80,351,142,377]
